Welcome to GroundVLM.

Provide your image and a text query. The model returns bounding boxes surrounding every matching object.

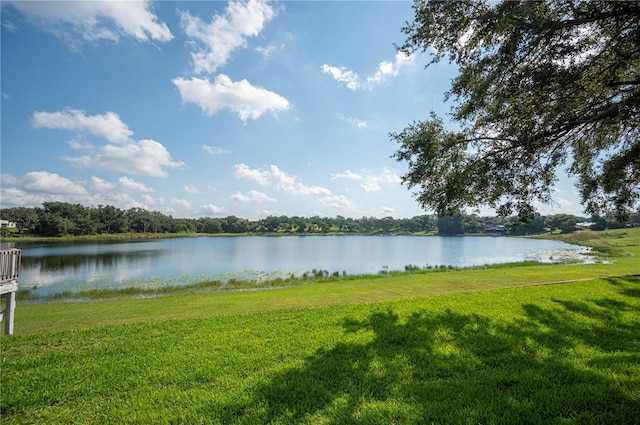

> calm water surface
[2,235,590,295]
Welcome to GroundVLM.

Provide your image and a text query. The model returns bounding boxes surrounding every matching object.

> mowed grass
[1,229,639,424]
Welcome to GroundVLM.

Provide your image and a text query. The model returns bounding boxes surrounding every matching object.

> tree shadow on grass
[208,277,640,424]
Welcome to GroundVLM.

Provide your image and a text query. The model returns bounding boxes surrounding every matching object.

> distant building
[0,220,17,228]
[576,222,595,230]
[484,225,507,235]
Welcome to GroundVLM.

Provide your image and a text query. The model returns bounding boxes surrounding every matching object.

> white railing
[1,249,21,282]
[0,249,20,335]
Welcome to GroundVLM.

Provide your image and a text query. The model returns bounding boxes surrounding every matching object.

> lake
[2,235,591,296]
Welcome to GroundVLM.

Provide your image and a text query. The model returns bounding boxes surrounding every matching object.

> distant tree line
[0,202,636,238]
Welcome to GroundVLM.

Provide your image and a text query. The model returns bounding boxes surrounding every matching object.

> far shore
[2,229,551,244]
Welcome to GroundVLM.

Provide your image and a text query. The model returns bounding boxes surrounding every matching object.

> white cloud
[1,92,10,100]
[361,168,402,192]
[137,194,192,216]
[0,186,49,207]
[232,190,276,203]
[330,170,363,181]
[32,107,184,178]
[6,0,173,51]
[360,180,381,193]
[169,197,192,210]
[183,185,199,194]
[255,42,283,58]
[179,0,277,74]
[322,52,414,91]
[320,195,357,211]
[344,116,368,128]
[269,165,331,196]
[65,157,100,173]
[234,163,271,186]
[23,171,87,195]
[201,203,226,215]
[2,20,17,32]
[99,192,146,211]
[68,139,94,150]
[0,173,20,186]
[32,108,134,144]
[234,163,331,196]
[65,139,186,178]
[202,144,231,155]
[0,171,153,211]
[366,52,413,85]
[331,168,401,192]
[118,176,154,193]
[141,194,160,206]
[91,176,117,192]
[0,175,53,208]
[321,65,361,90]
[173,75,290,123]
[33,107,186,178]
[380,207,396,216]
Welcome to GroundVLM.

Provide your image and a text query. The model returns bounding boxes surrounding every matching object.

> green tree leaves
[393,0,640,220]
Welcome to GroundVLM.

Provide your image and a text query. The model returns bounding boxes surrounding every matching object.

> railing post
[4,289,16,335]
[1,249,21,335]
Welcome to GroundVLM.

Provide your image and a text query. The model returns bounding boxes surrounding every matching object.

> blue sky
[1,0,583,220]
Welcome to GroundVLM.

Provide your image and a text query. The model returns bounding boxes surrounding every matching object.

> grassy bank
[1,228,639,424]
[2,278,639,424]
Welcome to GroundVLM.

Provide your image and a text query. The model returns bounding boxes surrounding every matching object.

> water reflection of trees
[21,249,161,272]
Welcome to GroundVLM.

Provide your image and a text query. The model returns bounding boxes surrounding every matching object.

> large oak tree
[391,0,640,220]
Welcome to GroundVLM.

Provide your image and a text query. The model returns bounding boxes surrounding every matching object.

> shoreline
[1,230,546,244]
[7,228,639,334]
[8,228,637,304]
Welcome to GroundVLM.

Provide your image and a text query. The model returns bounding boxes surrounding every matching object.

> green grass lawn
[1,229,639,424]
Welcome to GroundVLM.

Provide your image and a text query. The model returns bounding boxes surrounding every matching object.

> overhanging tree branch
[392,0,640,221]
